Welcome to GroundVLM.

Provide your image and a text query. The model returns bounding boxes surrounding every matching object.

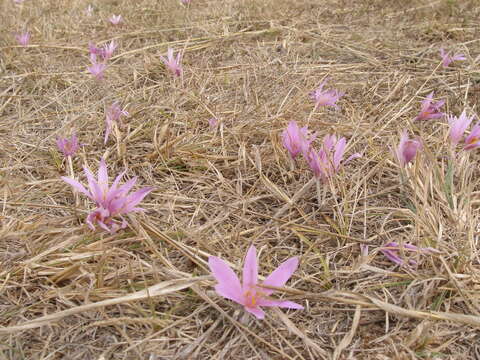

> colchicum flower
[87,58,107,80]
[310,78,344,110]
[15,31,30,46]
[57,133,80,158]
[160,48,182,77]
[108,15,123,25]
[208,245,303,319]
[440,48,466,68]
[89,41,117,62]
[380,242,438,267]
[61,158,153,233]
[282,121,316,160]
[464,123,480,151]
[448,110,474,146]
[104,102,129,144]
[395,130,422,167]
[415,92,445,121]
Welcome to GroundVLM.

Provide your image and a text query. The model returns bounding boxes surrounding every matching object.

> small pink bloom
[102,40,117,61]
[87,59,107,80]
[281,121,316,160]
[440,48,466,68]
[108,15,123,25]
[415,92,445,121]
[160,48,182,77]
[88,41,103,62]
[380,242,439,267]
[395,130,422,167]
[464,123,480,151]
[56,133,80,158]
[208,245,303,319]
[15,31,30,46]
[104,102,129,144]
[208,117,218,128]
[310,78,344,110]
[61,158,153,233]
[448,110,474,146]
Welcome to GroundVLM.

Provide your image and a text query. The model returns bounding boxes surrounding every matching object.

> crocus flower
[208,245,303,319]
[464,123,480,151]
[160,48,182,77]
[380,242,438,267]
[88,42,103,62]
[395,130,422,167]
[109,15,123,25]
[104,102,129,144]
[57,133,80,158]
[61,158,153,233]
[15,31,30,46]
[304,135,360,181]
[415,92,445,121]
[448,110,474,146]
[282,121,316,160]
[102,40,117,61]
[87,59,107,80]
[310,78,344,110]
[440,48,466,68]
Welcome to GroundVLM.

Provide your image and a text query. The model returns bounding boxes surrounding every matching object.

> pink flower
[415,92,445,121]
[380,242,438,267]
[160,48,182,77]
[310,78,344,110]
[208,245,303,319]
[282,121,316,160]
[88,42,103,62]
[448,110,474,146]
[304,135,360,181]
[108,15,123,25]
[57,133,80,158]
[104,102,129,144]
[440,48,466,68]
[87,59,107,80]
[15,31,30,46]
[208,117,218,128]
[61,158,153,233]
[86,4,93,16]
[464,123,480,151]
[395,130,422,167]
[102,40,117,61]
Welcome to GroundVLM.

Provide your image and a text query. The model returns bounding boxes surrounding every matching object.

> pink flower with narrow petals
[15,31,30,46]
[208,245,303,319]
[57,133,80,158]
[415,92,445,121]
[102,40,117,61]
[160,48,182,77]
[104,102,129,144]
[310,78,344,110]
[448,110,474,146]
[282,121,316,160]
[464,123,480,151]
[440,48,466,68]
[61,158,153,233]
[380,242,439,267]
[395,130,422,167]
[109,15,123,25]
[87,58,107,80]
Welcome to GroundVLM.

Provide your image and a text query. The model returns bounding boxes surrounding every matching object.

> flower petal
[244,306,265,319]
[208,256,242,298]
[262,257,299,295]
[242,245,258,290]
[61,176,92,199]
[257,299,304,310]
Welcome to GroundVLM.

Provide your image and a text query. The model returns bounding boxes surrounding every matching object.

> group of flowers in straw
[13,0,475,319]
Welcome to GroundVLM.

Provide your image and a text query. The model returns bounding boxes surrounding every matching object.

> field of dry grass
[1,0,480,358]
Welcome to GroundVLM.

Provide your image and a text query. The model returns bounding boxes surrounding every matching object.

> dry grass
[1,0,480,358]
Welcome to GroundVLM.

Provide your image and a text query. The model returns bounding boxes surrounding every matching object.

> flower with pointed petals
[87,58,107,80]
[304,135,360,181]
[102,40,117,61]
[415,92,445,121]
[208,245,303,319]
[15,31,30,46]
[88,42,103,62]
[160,48,182,77]
[57,133,80,158]
[282,121,316,160]
[61,158,153,233]
[464,123,480,151]
[448,110,474,146]
[440,48,466,68]
[395,130,422,167]
[104,102,129,144]
[108,15,123,25]
[310,78,344,110]
[380,242,439,267]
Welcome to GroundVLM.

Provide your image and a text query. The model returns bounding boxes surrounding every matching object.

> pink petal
[214,284,243,304]
[262,257,299,295]
[119,187,153,213]
[257,299,304,310]
[208,256,242,299]
[242,245,258,290]
[244,306,265,319]
[61,176,92,199]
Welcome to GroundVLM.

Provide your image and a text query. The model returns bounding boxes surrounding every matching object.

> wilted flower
[104,102,129,144]
[395,130,422,167]
[57,133,80,158]
[61,158,153,233]
[415,92,445,121]
[448,110,474,146]
[160,48,182,77]
[282,121,316,160]
[87,58,107,80]
[108,15,123,25]
[304,135,360,181]
[464,123,480,151]
[15,31,30,46]
[380,242,438,267]
[440,48,466,68]
[310,78,344,110]
[208,245,303,319]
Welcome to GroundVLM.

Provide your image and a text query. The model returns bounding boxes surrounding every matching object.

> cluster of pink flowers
[160,47,183,77]
[87,40,118,80]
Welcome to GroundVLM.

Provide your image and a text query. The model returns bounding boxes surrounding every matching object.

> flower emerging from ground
[208,245,303,319]
[415,92,445,121]
[61,158,153,233]
[160,48,182,77]
[440,48,466,68]
[304,135,360,181]
[104,102,129,144]
[87,58,107,80]
[108,15,123,25]
[310,78,344,110]
[448,110,474,146]
[395,130,422,167]
[57,133,80,158]
[380,242,438,267]
[15,31,30,46]
[282,121,316,160]
[464,123,480,151]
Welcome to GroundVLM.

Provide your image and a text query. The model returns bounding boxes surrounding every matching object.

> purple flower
[208,245,303,319]
[160,48,182,77]
[415,92,445,121]
[104,102,129,144]
[15,31,30,46]
[448,110,474,146]
[380,242,438,267]
[395,130,422,167]
[61,158,153,233]
[281,121,316,160]
[87,58,107,80]
[102,40,117,61]
[440,48,466,68]
[208,117,218,128]
[310,78,344,110]
[57,133,80,158]
[109,15,123,25]
[464,123,480,151]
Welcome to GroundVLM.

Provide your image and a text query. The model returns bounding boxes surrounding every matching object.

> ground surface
[1,0,480,359]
